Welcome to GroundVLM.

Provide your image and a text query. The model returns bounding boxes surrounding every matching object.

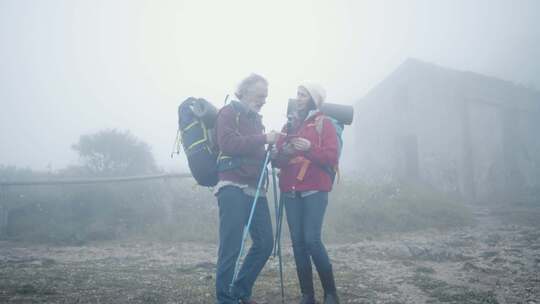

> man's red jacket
[215,101,267,187]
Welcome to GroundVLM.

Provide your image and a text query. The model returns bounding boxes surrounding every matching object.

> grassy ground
[5,178,538,303]
[0,203,539,303]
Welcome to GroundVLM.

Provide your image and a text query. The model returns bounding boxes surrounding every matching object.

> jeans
[216,186,274,304]
[284,191,332,296]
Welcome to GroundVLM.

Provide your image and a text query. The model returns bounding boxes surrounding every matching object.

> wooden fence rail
[0,173,193,235]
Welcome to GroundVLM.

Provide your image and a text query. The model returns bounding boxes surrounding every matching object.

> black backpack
[174,97,219,186]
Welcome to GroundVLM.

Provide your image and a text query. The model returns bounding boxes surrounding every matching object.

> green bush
[1,166,473,244]
[324,180,474,242]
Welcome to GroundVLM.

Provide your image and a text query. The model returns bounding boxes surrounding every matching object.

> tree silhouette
[72,129,158,176]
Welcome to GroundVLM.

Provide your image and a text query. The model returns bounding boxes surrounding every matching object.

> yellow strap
[186,121,208,151]
[289,156,311,181]
[187,138,206,151]
[182,120,199,132]
[296,159,311,181]
[288,156,305,164]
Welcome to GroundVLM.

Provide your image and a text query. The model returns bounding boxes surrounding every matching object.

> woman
[273,82,340,304]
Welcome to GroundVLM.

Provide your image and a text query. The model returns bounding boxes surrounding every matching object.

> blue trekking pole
[229,148,272,296]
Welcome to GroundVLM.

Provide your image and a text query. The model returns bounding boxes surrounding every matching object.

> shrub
[324,180,473,242]
[1,167,473,244]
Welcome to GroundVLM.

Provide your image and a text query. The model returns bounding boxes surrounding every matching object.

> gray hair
[235,73,268,99]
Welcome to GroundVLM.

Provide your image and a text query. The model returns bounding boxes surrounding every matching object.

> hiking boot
[299,293,316,304]
[323,293,339,304]
[319,268,339,304]
[296,267,315,300]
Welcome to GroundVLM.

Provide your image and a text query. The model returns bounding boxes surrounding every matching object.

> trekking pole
[274,114,296,303]
[170,129,181,158]
[274,114,293,257]
[275,195,285,254]
[268,154,286,303]
[230,148,272,296]
[271,114,294,302]
[272,177,280,255]
[271,153,280,257]
[272,177,285,303]
[273,172,285,258]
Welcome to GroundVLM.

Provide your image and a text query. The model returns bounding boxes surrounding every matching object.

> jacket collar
[230,99,262,119]
[294,109,322,123]
[290,109,322,132]
[305,109,322,121]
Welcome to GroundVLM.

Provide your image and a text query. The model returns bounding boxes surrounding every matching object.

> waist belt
[217,154,263,172]
[289,156,339,183]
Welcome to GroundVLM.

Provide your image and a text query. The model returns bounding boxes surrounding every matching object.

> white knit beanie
[299,82,326,108]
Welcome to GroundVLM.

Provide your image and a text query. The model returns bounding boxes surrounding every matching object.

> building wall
[353,61,540,203]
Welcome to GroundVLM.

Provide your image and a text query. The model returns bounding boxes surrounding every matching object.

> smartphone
[284,134,300,143]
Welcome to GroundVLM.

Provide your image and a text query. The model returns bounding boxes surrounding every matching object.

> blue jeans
[216,186,274,304]
[284,191,332,296]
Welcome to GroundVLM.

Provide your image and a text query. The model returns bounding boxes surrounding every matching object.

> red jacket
[274,111,338,192]
[215,101,267,187]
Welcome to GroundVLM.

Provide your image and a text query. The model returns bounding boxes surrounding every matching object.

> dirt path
[1,206,539,303]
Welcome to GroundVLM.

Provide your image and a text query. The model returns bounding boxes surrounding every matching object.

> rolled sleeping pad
[191,98,218,128]
[287,99,354,125]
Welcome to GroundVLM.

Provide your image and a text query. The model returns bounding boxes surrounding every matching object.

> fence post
[0,185,7,236]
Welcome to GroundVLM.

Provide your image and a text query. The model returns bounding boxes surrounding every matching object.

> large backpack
[314,115,345,183]
[315,116,344,157]
[175,97,219,186]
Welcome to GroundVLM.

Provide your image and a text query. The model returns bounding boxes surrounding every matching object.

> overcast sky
[1,0,539,172]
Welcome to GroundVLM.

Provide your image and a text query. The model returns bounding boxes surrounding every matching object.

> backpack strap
[313,114,340,184]
[314,115,325,146]
[186,121,210,152]
[235,112,240,134]
[215,103,253,172]
[314,115,325,134]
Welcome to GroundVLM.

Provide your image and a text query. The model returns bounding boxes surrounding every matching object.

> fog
[2,2,540,302]
[1,0,539,171]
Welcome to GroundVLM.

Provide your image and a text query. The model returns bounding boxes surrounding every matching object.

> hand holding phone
[290,137,311,151]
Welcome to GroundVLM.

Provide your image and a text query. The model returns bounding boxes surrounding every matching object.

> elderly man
[214,73,280,304]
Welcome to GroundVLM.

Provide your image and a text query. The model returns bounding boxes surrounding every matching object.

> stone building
[351,58,540,202]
